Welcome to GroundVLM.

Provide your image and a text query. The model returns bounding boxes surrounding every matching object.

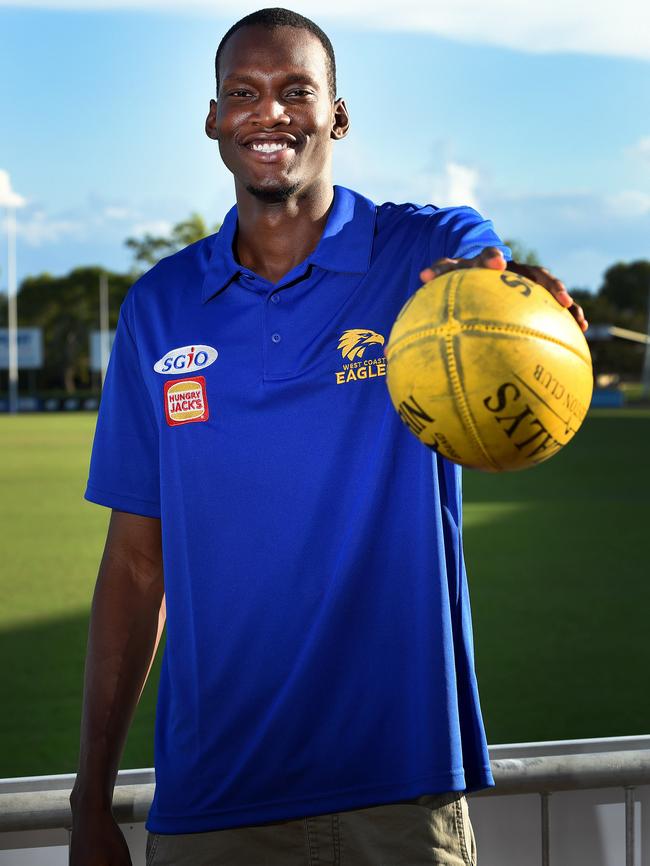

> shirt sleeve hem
[84,483,161,519]
[455,242,511,261]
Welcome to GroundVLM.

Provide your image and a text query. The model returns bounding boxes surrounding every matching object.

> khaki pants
[146,791,477,866]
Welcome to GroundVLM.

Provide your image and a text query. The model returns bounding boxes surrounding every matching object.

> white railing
[1,736,649,865]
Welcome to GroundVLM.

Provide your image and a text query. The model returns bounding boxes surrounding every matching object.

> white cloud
[13,210,84,246]
[0,170,27,208]
[430,162,480,211]
[485,187,650,289]
[129,219,173,236]
[103,205,135,220]
[2,194,181,255]
[606,190,650,217]
[4,200,163,248]
[334,138,482,210]
[627,136,650,165]
[4,0,650,61]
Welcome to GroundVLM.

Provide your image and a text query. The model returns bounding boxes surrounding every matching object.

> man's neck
[233,179,334,284]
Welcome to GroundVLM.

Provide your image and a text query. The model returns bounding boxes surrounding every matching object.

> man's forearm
[71,513,165,812]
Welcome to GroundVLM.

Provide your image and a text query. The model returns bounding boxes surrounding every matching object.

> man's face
[206,25,348,202]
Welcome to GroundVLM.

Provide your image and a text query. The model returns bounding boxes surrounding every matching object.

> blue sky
[1,2,649,292]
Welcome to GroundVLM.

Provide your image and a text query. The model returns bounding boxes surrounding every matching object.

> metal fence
[1,745,649,865]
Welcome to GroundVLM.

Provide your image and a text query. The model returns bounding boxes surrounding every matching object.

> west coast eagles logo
[335,329,387,384]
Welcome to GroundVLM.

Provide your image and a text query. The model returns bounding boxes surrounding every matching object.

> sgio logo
[154,344,218,375]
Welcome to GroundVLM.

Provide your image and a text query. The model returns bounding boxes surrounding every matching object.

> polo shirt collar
[201,185,376,304]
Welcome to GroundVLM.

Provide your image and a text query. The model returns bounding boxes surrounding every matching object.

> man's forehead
[219,25,329,82]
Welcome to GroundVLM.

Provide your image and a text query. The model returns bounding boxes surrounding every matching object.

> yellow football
[385,268,593,472]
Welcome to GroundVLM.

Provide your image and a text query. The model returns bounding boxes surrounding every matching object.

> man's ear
[331,98,350,141]
[205,98,218,141]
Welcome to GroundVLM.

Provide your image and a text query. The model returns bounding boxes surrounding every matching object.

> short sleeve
[433,206,511,262]
[84,305,161,518]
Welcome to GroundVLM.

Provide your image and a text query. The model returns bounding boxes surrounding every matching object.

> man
[69,8,586,865]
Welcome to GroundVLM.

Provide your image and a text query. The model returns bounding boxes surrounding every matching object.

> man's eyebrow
[282,73,320,87]
[221,71,320,87]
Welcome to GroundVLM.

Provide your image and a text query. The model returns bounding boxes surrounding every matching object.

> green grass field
[0,410,648,777]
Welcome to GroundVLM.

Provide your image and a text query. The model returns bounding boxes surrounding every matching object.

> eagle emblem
[337,329,385,361]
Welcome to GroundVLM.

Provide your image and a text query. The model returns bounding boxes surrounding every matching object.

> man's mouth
[249,141,290,153]
[241,134,298,159]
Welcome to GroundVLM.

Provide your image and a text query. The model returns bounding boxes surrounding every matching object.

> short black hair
[215,8,337,101]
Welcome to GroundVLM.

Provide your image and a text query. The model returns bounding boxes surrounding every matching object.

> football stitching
[443,273,499,471]
[386,321,591,366]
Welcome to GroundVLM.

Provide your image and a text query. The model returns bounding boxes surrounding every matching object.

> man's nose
[253,95,290,126]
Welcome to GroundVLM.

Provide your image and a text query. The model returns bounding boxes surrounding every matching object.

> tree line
[0,214,219,396]
[0,218,648,395]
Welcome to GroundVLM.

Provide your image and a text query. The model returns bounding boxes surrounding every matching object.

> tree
[125,212,221,272]
[572,260,650,381]
[503,239,541,267]
[15,267,131,393]
[0,213,222,396]
[599,260,650,317]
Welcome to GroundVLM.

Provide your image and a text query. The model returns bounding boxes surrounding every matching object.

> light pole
[99,271,110,388]
[643,284,650,399]
[0,170,26,414]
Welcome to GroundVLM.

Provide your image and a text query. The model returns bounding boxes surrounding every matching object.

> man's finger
[509,261,575,308]
[548,278,573,307]
[419,258,458,282]
[419,248,504,283]
[477,247,507,270]
[542,279,573,307]
[569,302,588,332]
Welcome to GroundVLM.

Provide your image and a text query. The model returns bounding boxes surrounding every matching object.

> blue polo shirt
[86,185,509,834]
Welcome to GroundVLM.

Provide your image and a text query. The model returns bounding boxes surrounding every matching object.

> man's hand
[69,807,133,865]
[419,246,588,333]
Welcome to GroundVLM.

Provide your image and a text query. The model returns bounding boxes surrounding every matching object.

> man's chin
[245,182,301,204]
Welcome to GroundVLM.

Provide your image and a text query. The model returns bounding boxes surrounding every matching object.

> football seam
[444,275,500,471]
[385,321,591,366]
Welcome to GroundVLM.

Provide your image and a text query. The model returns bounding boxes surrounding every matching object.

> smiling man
[69,8,585,866]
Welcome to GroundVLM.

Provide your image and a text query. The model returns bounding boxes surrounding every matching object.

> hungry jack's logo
[335,329,386,385]
[164,376,209,426]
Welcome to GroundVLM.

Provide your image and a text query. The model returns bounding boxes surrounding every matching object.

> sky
[1,0,649,292]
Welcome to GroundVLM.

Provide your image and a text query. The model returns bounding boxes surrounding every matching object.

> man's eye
[229,90,252,97]
[287,89,312,97]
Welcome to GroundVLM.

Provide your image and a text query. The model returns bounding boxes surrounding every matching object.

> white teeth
[250,141,289,152]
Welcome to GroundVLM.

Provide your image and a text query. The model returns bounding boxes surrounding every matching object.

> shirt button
[270,293,280,304]
[271,333,281,344]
